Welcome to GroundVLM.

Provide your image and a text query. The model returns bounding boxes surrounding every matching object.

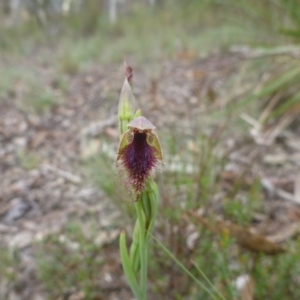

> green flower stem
[119,231,143,299]
[135,198,147,299]
[136,180,159,299]
[129,220,141,273]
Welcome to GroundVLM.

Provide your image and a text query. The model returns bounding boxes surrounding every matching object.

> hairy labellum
[116,116,163,199]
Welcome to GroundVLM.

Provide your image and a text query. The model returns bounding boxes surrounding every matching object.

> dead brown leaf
[188,211,286,255]
[294,173,300,203]
[266,222,299,243]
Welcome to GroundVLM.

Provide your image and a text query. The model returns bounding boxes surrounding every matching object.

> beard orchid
[115,116,163,200]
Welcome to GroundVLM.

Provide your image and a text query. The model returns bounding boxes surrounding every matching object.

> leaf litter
[0,50,300,299]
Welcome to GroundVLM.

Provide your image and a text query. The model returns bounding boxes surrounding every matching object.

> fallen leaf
[29,130,49,149]
[266,222,299,243]
[188,211,285,255]
[294,173,300,203]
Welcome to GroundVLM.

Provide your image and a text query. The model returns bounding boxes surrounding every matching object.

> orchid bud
[118,64,136,136]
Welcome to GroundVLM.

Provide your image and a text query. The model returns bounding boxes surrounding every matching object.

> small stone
[9,231,33,249]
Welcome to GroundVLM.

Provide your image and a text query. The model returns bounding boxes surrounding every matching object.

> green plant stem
[120,231,143,300]
[192,260,227,300]
[153,235,225,300]
[135,199,147,300]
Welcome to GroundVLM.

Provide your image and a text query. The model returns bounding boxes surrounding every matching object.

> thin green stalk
[216,251,235,298]
[192,260,228,300]
[119,231,143,300]
[135,199,147,299]
[152,235,226,300]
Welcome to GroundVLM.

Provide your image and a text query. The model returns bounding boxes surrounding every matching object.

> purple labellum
[116,116,163,200]
[121,131,157,195]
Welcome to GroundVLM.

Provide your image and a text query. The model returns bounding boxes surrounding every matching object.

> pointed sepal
[115,130,134,163]
[146,131,164,163]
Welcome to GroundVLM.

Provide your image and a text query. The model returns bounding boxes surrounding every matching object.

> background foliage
[1,0,300,299]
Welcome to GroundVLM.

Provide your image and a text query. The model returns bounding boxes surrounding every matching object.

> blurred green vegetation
[1,0,300,299]
[0,0,298,63]
[37,222,104,299]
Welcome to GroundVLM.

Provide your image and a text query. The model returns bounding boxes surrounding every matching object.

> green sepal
[134,109,142,118]
[146,131,164,163]
[115,130,134,163]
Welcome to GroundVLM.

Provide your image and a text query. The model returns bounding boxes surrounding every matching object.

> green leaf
[152,235,226,300]
[145,180,159,236]
[271,89,300,118]
[119,231,143,300]
[130,221,141,273]
[220,66,300,117]
[141,190,152,222]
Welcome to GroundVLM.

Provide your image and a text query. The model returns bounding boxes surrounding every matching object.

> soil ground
[1,49,300,299]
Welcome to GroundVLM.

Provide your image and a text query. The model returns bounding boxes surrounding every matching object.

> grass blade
[152,235,227,300]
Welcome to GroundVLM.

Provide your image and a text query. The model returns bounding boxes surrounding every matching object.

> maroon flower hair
[116,116,163,199]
